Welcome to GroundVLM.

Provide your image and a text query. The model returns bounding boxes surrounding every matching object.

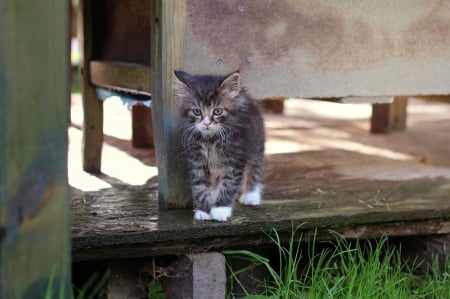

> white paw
[194,210,212,221]
[239,185,262,206]
[210,207,232,222]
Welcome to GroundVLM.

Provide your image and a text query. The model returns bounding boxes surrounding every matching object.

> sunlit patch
[101,144,158,185]
[265,140,322,154]
[285,99,373,120]
[68,127,157,191]
[306,137,413,161]
[103,97,133,140]
[68,128,112,191]
[68,169,112,191]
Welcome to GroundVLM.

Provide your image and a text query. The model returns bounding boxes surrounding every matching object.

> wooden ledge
[71,178,450,262]
[89,60,151,96]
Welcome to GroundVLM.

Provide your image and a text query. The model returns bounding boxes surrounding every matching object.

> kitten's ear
[173,70,191,98]
[219,71,241,99]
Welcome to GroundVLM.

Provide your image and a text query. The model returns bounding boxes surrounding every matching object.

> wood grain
[150,0,191,209]
[71,174,450,261]
[78,0,104,173]
[89,60,151,95]
[0,0,70,297]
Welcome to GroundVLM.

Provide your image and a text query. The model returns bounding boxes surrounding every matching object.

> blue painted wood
[96,87,152,109]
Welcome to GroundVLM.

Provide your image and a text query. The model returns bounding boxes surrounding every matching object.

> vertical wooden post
[391,96,408,131]
[0,0,70,298]
[150,0,190,209]
[78,0,104,173]
[371,96,408,133]
[132,105,155,148]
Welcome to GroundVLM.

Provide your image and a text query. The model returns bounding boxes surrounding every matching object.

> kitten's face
[189,104,227,136]
[174,71,242,138]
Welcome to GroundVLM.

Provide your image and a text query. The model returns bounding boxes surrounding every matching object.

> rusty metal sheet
[180,0,450,99]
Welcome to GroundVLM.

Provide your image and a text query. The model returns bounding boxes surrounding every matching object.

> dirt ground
[69,95,450,192]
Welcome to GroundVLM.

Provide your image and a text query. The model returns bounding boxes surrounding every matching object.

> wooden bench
[75,1,450,296]
[78,0,450,209]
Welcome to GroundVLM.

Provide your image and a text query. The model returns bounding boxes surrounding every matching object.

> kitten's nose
[203,116,212,128]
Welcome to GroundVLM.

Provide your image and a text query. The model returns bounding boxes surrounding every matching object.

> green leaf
[148,281,166,299]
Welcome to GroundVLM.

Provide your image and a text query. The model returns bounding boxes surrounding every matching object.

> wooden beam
[89,60,151,95]
[150,0,191,209]
[78,0,104,173]
[72,218,450,262]
[0,0,70,297]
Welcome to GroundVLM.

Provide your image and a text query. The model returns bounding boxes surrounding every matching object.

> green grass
[44,269,110,299]
[43,226,449,299]
[225,226,450,299]
[71,66,81,94]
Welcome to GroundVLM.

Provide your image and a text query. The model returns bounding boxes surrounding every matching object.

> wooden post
[150,0,190,209]
[78,0,104,173]
[371,96,408,133]
[132,105,155,148]
[0,0,70,297]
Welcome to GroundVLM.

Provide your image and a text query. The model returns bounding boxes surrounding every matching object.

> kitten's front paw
[239,186,262,206]
[194,210,212,221]
[210,207,232,222]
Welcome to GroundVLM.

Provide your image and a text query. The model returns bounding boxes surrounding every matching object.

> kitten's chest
[198,142,227,187]
[198,141,225,167]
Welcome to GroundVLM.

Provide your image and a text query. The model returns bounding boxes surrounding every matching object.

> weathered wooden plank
[71,178,450,261]
[89,60,151,95]
[180,0,450,99]
[72,218,450,262]
[0,0,70,297]
[78,0,104,173]
[150,0,191,208]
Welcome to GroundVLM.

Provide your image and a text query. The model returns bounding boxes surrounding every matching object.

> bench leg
[370,96,407,133]
[78,0,103,173]
[132,105,154,148]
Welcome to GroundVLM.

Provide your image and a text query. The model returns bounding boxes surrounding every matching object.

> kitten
[174,70,265,221]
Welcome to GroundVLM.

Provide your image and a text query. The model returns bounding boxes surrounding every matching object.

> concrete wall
[180,0,450,99]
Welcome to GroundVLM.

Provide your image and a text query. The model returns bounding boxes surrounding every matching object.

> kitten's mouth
[201,127,216,136]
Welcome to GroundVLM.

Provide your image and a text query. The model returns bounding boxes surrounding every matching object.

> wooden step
[71,174,450,262]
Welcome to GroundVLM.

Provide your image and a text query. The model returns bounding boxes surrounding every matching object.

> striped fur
[174,70,265,221]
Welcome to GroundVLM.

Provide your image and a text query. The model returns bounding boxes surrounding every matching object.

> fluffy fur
[174,70,265,221]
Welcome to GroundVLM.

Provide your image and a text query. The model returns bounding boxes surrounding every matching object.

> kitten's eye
[192,108,202,116]
[213,108,224,116]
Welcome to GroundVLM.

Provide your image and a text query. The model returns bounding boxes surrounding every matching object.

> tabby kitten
[174,70,265,221]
